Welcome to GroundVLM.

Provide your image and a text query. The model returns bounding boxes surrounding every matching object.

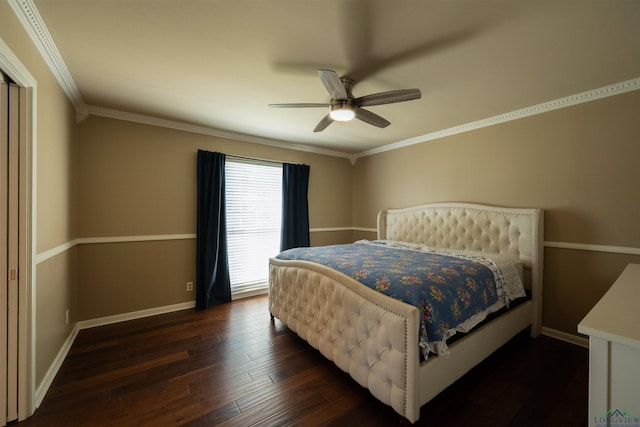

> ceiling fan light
[330,103,356,121]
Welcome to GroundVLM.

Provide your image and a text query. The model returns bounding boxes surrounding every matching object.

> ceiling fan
[269,69,421,132]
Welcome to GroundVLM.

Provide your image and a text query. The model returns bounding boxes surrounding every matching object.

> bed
[268,202,543,423]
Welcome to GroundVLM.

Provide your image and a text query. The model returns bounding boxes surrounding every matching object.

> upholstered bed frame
[268,202,543,423]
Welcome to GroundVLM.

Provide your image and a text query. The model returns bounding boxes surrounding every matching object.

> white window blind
[226,157,282,292]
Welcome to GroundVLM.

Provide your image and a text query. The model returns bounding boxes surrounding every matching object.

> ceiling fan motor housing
[340,78,355,98]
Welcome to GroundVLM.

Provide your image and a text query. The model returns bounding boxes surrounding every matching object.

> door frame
[1,37,36,420]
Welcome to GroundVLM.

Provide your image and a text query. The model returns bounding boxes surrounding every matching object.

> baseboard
[76,300,196,330]
[35,324,79,408]
[540,326,589,348]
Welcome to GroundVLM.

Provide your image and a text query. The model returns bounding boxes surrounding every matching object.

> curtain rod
[199,149,308,167]
[225,154,282,166]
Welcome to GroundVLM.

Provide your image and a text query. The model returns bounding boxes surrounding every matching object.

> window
[226,157,282,294]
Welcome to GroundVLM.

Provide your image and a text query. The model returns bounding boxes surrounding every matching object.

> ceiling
[27,0,640,155]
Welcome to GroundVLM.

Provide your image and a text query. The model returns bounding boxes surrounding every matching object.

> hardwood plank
[46,351,189,399]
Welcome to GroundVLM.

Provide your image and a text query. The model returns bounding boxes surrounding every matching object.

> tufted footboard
[269,202,543,423]
[268,258,422,422]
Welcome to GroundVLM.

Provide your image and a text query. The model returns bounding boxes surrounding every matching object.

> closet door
[0,75,20,425]
[0,75,8,427]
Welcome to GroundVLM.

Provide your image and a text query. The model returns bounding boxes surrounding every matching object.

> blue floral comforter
[276,240,525,358]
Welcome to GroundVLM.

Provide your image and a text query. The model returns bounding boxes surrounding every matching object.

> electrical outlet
[186,282,193,292]
[65,309,69,325]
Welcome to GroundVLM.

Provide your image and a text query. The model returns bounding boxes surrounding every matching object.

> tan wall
[1,4,79,386]
[311,230,353,247]
[76,116,353,319]
[352,89,640,337]
[35,250,77,383]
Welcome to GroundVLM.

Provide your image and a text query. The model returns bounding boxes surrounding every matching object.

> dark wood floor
[17,295,588,426]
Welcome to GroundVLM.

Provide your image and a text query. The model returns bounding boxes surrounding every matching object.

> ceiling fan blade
[313,114,334,132]
[318,69,348,100]
[355,107,390,128]
[269,103,330,108]
[356,89,421,107]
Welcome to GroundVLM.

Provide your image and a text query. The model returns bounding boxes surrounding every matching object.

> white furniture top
[578,263,640,350]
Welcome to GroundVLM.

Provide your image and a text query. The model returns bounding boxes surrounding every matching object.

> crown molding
[355,77,640,159]
[11,0,639,163]
[88,76,639,163]
[8,0,354,161]
[86,105,355,161]
[8,0,88,120]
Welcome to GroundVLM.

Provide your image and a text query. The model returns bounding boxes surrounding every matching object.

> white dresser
[578,263,640,427]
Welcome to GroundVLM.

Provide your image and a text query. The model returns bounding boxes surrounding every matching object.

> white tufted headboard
[377,202,544,334]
